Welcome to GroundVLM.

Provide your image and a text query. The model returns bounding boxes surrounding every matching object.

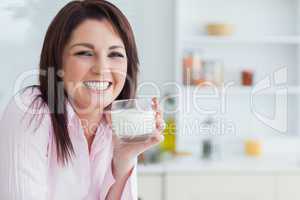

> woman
[0,0,164,199]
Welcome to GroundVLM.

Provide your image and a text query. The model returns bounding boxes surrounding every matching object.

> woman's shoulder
[1,86,51,132]
[0,86,51,160]
[15,86,43,108]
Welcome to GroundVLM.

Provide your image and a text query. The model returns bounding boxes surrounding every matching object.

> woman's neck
[73,105,104,152]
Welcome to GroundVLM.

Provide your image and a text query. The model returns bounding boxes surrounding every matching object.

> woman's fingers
[151,97,158,110]
[156,118,166,131]
[152,97,163,117]
[152,97,165,131]
[130,132,164,155]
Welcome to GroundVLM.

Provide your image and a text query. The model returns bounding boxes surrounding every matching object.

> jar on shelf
[182,51,204,85]
[241,69,254,86]
[202,59,224,86]
[244,138,262,157]
[206,23,235,36]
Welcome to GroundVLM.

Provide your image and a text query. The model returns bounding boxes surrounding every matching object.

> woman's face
[62,19,127,112]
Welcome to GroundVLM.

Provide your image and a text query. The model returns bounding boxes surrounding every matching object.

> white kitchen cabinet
[137,174,163,200]
[165,173,276,200]
[138,167,300,200]
[277,174,300,200]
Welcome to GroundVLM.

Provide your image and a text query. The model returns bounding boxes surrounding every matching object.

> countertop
[137,157,300,175]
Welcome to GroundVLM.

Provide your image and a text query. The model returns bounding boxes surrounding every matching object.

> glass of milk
[111,98,156,142]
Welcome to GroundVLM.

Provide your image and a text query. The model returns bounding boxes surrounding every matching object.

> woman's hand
[105,97,165,179]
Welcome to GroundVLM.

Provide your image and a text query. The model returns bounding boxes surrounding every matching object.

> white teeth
[84,81,111,91]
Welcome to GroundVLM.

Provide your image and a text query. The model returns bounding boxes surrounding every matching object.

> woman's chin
[86,91,113,107]
[72,86,115,111]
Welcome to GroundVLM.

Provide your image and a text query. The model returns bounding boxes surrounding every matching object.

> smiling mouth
[83,81,113,91]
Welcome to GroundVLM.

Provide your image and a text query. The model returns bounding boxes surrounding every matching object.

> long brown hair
[30,0,139,165]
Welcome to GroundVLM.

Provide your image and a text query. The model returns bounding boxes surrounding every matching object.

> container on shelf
[200,137,222,161]
[182,51,224,87]
[202,59,224,86]
[182,51,204,85]
[241,69,254,86]
[206,23,235,36]
[244,139,262,157]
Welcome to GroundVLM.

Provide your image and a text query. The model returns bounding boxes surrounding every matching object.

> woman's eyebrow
[109,45,124,50]
[70,43,94,50]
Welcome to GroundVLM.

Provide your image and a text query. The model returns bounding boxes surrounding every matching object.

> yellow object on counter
[245,139,262,157]
[160,118,176,152]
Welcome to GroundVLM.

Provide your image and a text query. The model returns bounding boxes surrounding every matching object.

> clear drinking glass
[111,98,156,142]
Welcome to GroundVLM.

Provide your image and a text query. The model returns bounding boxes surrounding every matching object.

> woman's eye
[109,52,124,58]
[75,51,93,56]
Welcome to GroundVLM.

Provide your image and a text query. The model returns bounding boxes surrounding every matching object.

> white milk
[111,108,156,137]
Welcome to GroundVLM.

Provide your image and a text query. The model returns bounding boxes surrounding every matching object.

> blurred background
[2,0,300,199]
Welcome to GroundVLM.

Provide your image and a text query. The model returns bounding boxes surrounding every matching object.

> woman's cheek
[112,68,127,96]
[68,60,90,80]
[111,59,127,80]
[63,61,89,93]
[113,73,125,94]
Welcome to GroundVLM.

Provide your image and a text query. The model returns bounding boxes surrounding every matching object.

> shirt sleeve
[0,92,50,200]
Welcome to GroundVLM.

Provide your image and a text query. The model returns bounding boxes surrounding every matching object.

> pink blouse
[0,87,137,200]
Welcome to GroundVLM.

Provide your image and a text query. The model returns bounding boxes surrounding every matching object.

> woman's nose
[91,56,110,75]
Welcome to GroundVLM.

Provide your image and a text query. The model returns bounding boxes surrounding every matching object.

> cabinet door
[166,173,275,200]
[138,174,162,200]
[277,174,300,200]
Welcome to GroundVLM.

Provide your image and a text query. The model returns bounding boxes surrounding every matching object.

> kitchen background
[1,0,300,199]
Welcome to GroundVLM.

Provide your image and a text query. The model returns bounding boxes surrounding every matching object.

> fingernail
[159,122,166,130]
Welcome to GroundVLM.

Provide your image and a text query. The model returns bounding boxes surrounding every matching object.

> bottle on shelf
[202,59,224,86]
[182,50,225,87]
[241,69,254,86]
[182,51,205,86]
[160,93,176,153]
